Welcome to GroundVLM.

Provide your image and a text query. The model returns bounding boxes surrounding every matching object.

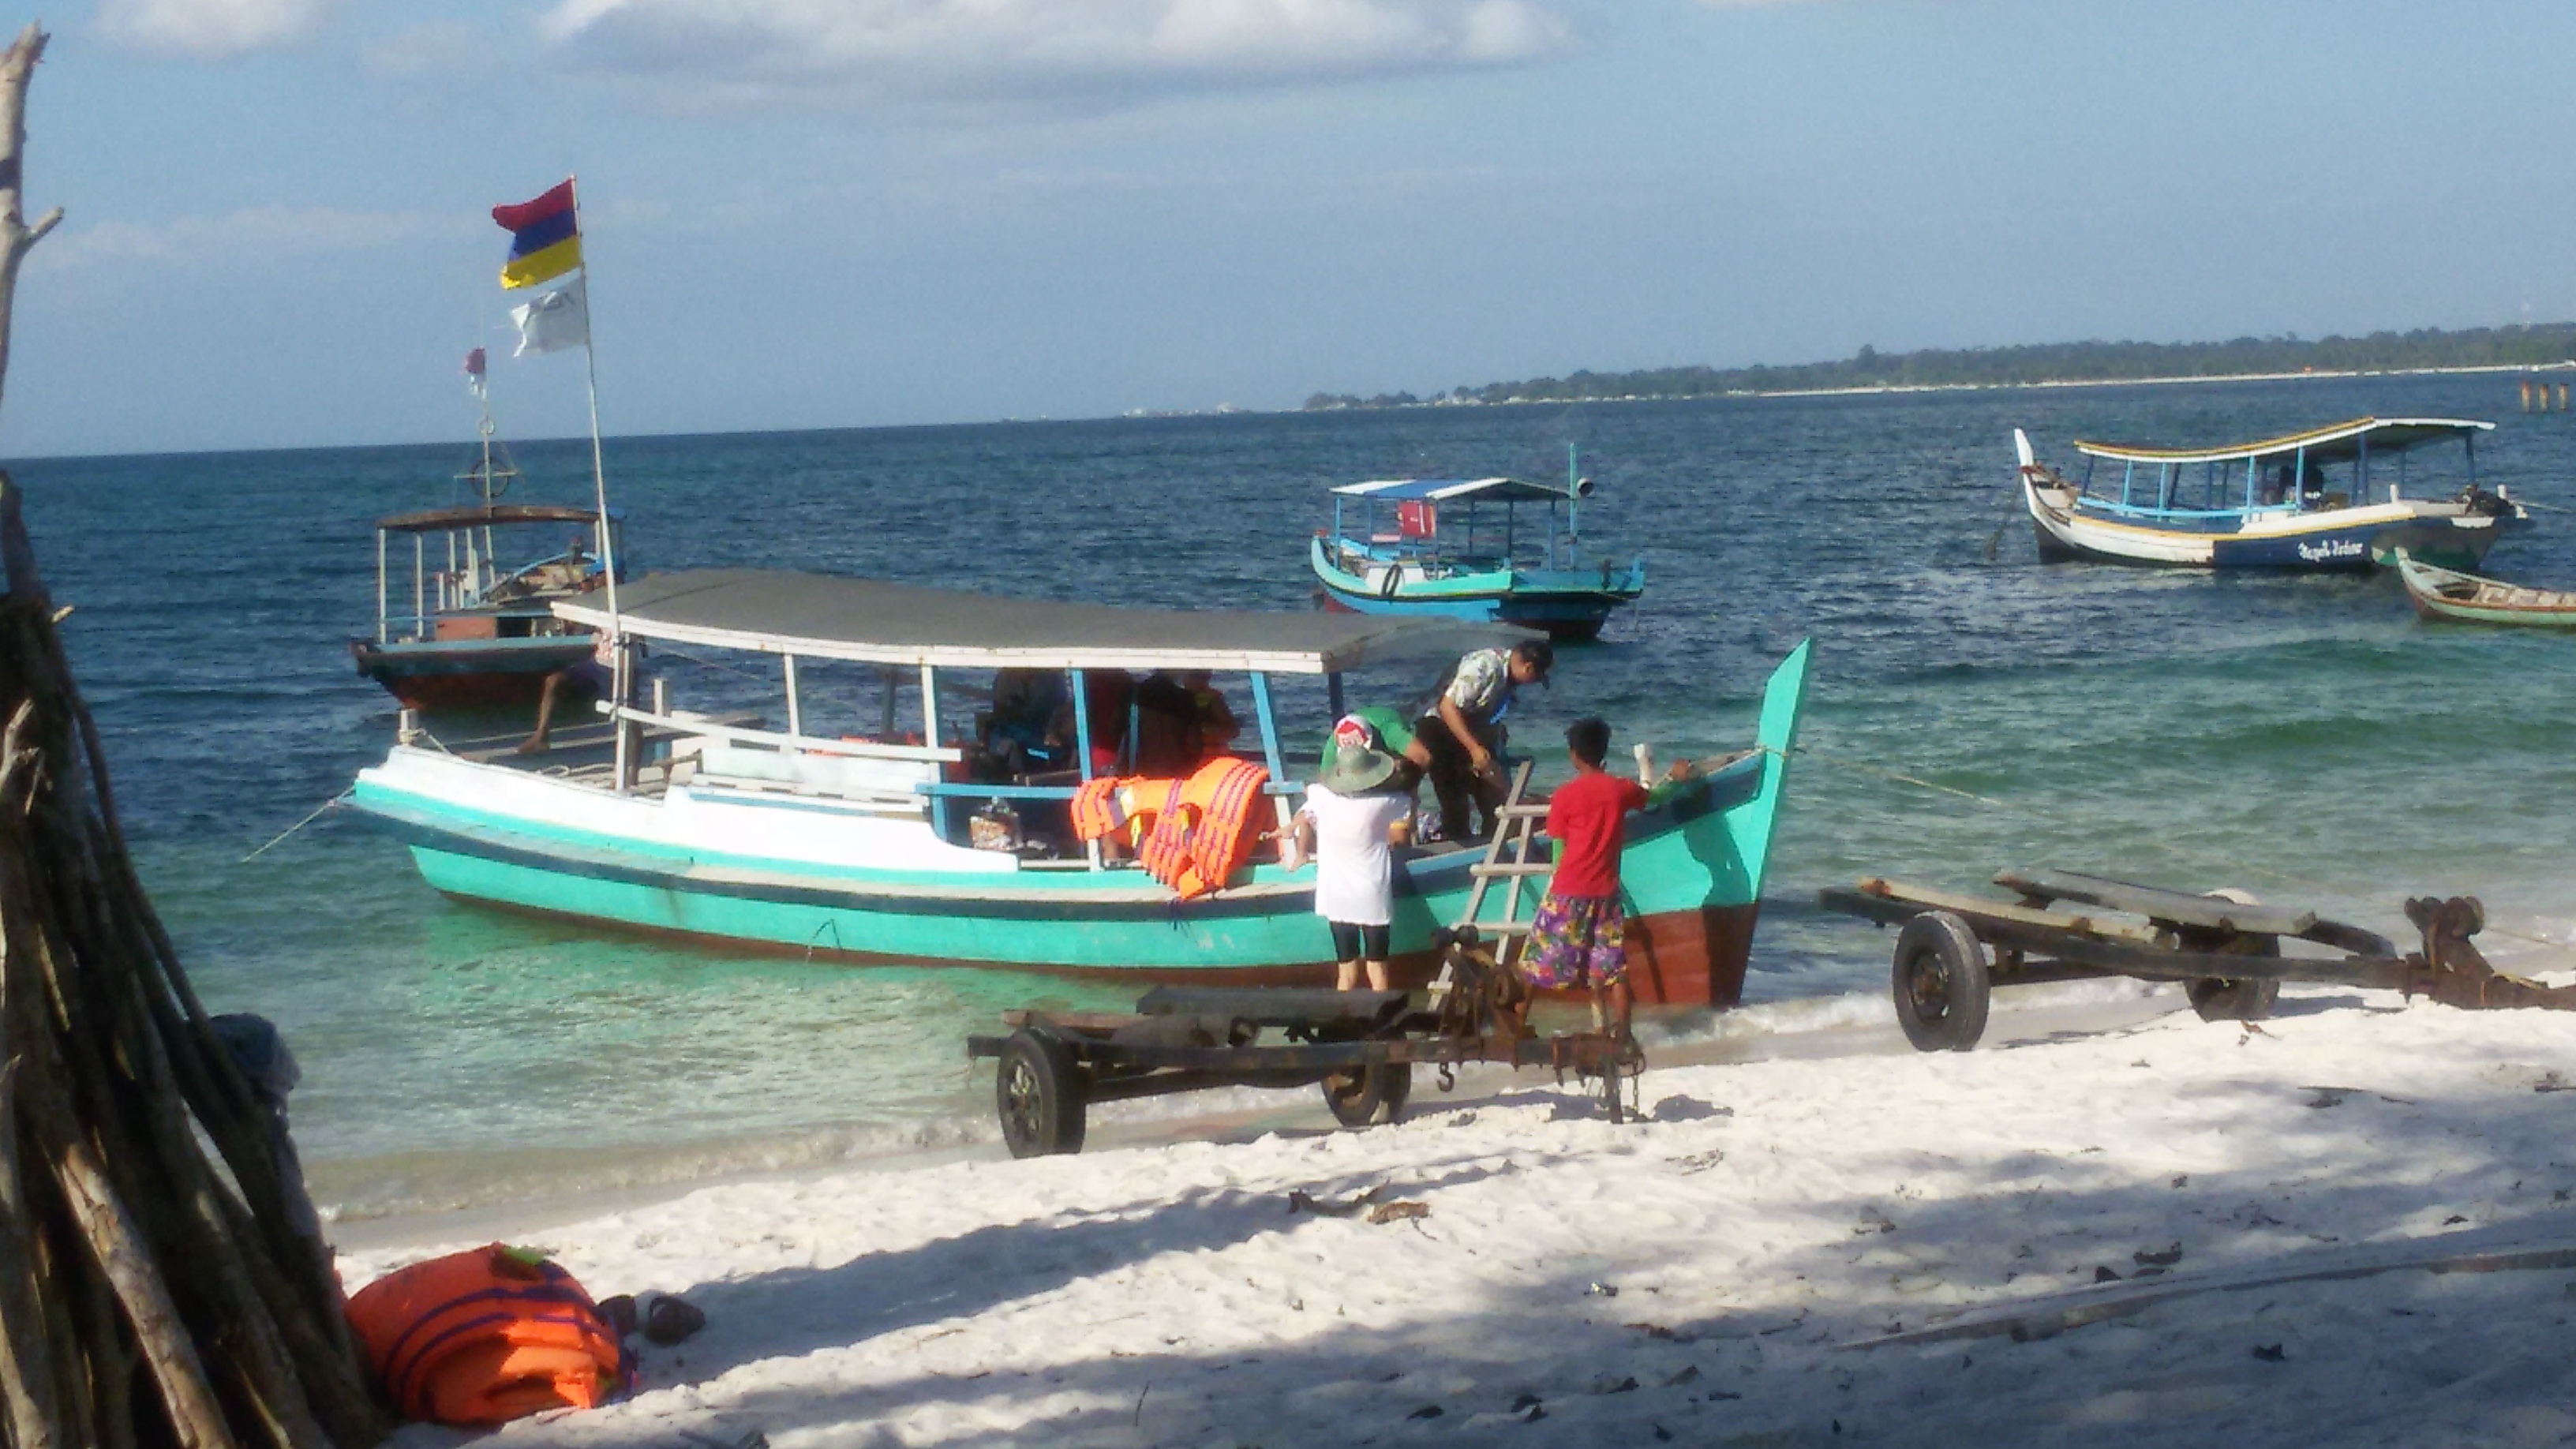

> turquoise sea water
[17,373,2576,1217]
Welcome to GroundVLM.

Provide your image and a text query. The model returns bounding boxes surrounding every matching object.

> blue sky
[6,0,2573,455]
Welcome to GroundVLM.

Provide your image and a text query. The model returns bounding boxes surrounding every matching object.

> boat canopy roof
[2072,417,2494,467]
[1331,477,1574,504]
[554,568,1537,674]
[374,503,607,534]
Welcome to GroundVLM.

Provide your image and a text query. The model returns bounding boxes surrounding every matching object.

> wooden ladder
[1452,760,1549,968]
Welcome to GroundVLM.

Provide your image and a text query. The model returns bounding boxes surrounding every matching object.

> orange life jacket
[346,1244,625,1427]
[1140,758,1271,899]
[1069,777,1122,841]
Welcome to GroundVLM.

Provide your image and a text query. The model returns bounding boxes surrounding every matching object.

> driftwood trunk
[0,24,389,1449]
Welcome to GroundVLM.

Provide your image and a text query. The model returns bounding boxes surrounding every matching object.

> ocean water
[17,373,2576,1219]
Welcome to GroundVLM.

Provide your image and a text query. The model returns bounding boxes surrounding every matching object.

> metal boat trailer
[968,927,1643,1157]
[1819,867,2576,1052]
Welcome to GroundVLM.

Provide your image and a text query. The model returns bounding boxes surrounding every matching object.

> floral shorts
[1518,893,1627,990]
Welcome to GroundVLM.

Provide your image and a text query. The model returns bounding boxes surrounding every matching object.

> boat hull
[2395,552,2576,627]
[354,642,1812,1009]
[1309,537,1643,641]
[2023,482,2514,571]
[350,635,597,712]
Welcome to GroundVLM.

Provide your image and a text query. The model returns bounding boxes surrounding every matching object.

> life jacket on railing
[346,1244,626,1427]
[1071,777,1179,842]
[1139,757,1271,899]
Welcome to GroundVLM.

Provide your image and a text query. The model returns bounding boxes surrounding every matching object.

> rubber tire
[1322,1061,1413,1129]
[996,1031,1087,1159]
[2191,888,2282,1024]
[1892,911,1991,1053]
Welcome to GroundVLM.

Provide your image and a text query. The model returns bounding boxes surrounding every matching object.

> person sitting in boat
[1046,668,1134,777]
[1283,734,1413,993]
[979,668,1068,777]
[1130,668,1238,775]
[1413,639,1552,842]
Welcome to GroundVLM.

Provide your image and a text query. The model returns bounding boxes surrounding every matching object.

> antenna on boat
[1567,443,1581,540]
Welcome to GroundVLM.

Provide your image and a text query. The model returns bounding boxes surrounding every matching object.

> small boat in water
[349,571,1808,1007]
[348,373,623,712]
[2015,417,2526,571]
[2394,549,2576,627]
[1310,465,1646,640]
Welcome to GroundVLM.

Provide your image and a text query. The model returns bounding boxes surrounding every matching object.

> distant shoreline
[1308,359,2576,414]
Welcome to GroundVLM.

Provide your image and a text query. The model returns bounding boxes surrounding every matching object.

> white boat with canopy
[349,569,1812,1006]
[2014,417,2527,570]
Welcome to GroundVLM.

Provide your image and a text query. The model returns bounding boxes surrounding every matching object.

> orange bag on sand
[346,1244,626,1426]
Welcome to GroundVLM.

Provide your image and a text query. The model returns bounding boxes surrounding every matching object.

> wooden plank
[1996,868,2316,936]
[1845,878,2162,944]
[1470,862,1552,878]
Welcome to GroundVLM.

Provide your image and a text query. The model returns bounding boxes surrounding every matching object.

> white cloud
[36,204,461,271]
[539,0,1571,99]
[95,0,337,57]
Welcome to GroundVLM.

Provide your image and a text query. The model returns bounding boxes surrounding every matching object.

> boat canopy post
[2156,462,2173,511]
[2463,432,2477,488]
[919,664,949,840]
[612,635,635,793]
[2244,456,2257,511]
[879,666,899,736]
[2294,447,2308,511]
[2357,432,2371,504]
[1070,668,1095,777]
[374,528,388,644]
[2120,461,2134,507]
[413,535,426,638]
[782,654,803,747]
[1249,671,1292,833]
[1069,668,1106,869]
[1566,443,1581,542]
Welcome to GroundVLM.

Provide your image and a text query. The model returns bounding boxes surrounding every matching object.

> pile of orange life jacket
[346,1244,626,1426]
[1070,758,1271,900]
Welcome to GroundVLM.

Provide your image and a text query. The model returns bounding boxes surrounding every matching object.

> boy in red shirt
[1518,716,1672,1040]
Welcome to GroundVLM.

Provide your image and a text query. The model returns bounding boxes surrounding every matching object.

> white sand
[349,986,2576,1447]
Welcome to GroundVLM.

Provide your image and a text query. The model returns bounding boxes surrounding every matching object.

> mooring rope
[239,790,349,863]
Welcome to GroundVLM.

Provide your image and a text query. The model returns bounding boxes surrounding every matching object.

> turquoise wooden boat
[349,571,1809,1007]
[1312,465,1646,640]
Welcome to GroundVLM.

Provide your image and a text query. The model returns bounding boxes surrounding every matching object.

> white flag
[508,277,590,357]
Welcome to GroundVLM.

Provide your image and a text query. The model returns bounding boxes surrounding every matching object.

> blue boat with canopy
[1310,457,1646,639]
[2014,417,2528,571]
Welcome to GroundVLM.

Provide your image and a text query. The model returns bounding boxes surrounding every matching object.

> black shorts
[1328,921,1391,962]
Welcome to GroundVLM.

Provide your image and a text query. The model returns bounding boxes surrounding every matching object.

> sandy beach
[341,981,2576,1447]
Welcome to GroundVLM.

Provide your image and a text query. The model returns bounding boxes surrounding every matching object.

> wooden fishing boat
[349,571,1810,1007]
[347,375,623,712]
[348,501,618,711]
[1311,459,1645,640]
[2394,549,2576,627]
[2015,417,2526,571]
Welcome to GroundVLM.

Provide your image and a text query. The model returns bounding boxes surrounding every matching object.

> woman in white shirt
[1287,724,1413,991]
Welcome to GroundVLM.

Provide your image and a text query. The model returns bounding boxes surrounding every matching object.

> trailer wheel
[1892,911,1990,1052]
[996,1031,1087,1159]
[1322,1061,1412,1128]
[2191,889,2282,1023]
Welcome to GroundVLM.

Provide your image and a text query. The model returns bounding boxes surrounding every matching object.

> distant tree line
[1302,324,2576,410]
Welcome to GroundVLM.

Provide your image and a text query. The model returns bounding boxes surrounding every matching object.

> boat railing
[601,702,963,765]
[2075,497,2307,522]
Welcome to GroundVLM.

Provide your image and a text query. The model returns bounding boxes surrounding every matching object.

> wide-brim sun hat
[1319,743,1399,795]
